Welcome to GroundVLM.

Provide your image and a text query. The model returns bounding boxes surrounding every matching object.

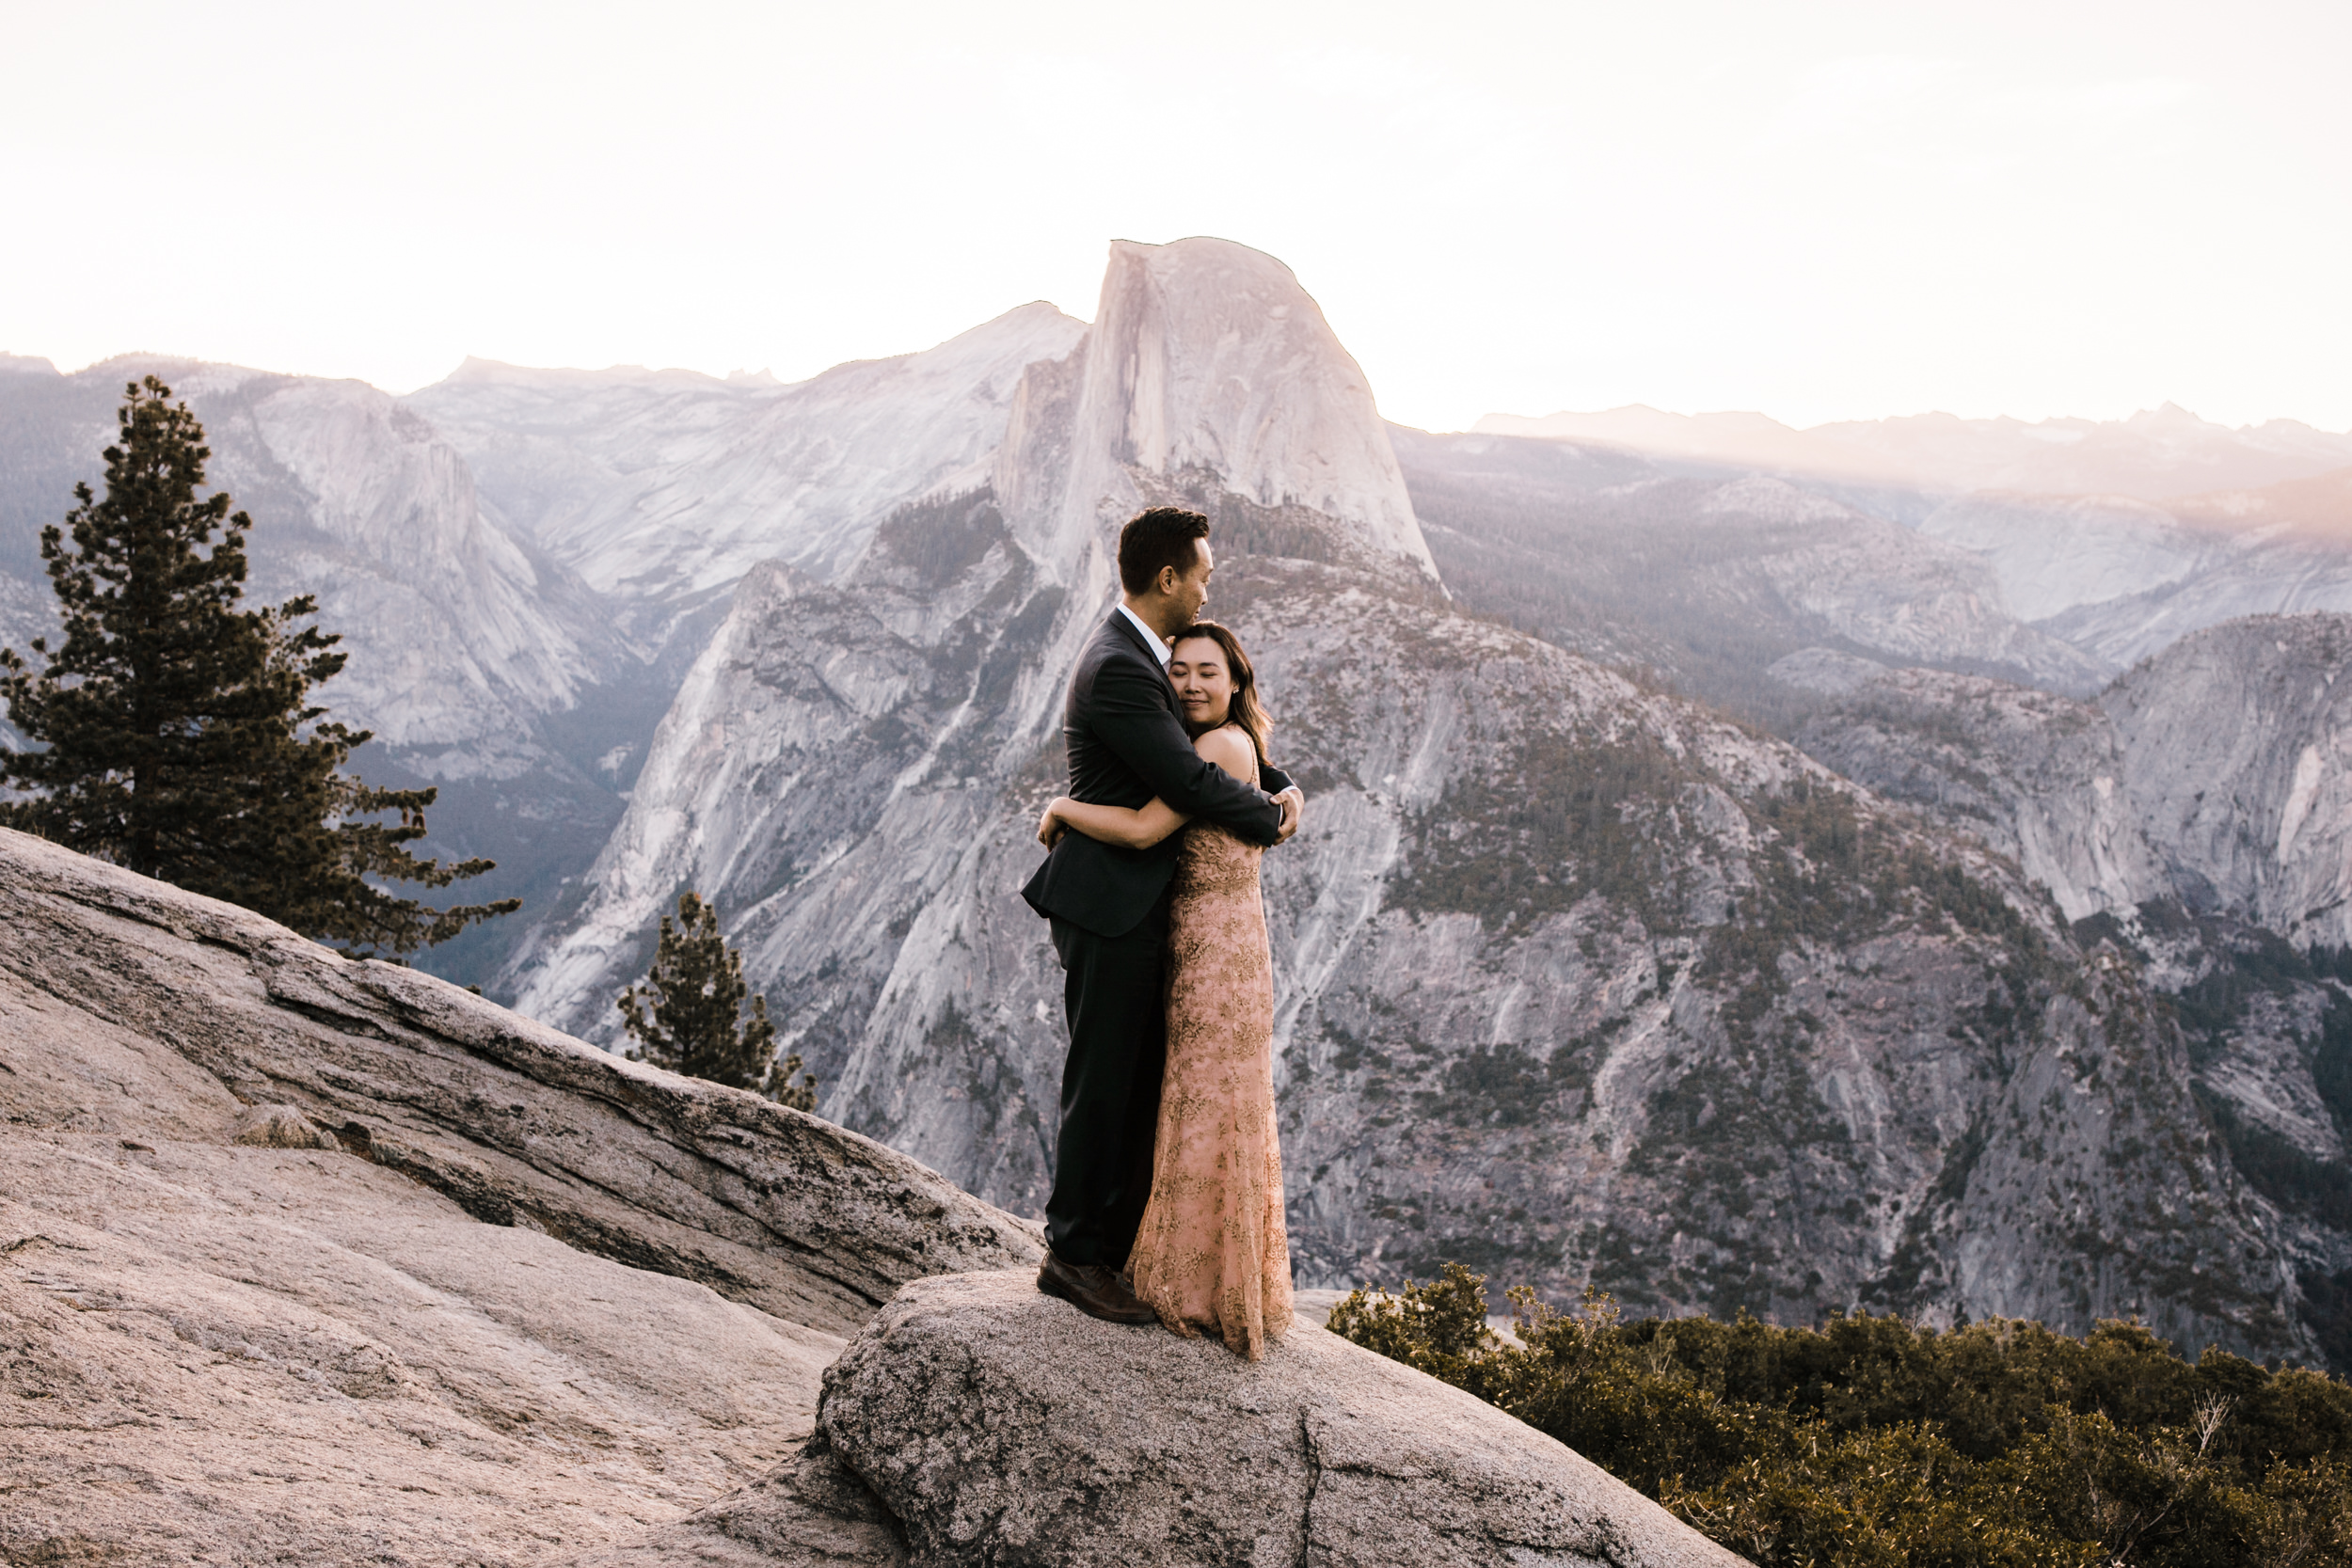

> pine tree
[617,891,817,1109]
[0,376,518,956]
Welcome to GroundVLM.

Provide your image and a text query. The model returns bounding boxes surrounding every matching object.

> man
[1021,507,1304,1323]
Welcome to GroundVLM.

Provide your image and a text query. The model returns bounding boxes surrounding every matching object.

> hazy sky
[5,0,2346,432]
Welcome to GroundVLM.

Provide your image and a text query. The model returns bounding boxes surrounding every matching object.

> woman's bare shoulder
[1193,724,1258,783]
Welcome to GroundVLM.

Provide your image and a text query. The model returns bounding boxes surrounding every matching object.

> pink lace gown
[1124,786,1295,1360]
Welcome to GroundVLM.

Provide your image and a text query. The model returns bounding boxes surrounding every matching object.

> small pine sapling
[617,891,818,1108]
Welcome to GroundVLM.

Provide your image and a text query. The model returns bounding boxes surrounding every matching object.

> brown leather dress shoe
[1036,1250,1158,1324]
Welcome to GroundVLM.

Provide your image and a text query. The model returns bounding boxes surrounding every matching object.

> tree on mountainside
[618,891,818,1109]
[0,375,518,956]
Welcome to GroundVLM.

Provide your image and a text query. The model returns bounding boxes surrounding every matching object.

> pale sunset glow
[4,0,2346,431]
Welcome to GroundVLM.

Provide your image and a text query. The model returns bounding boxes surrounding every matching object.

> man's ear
[1156,563,1181,596]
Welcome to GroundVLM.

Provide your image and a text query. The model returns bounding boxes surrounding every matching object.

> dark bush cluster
[1328,1264,2352,1567]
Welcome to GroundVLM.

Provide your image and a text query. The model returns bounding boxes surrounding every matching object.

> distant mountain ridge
[1394,420,2352,734]
[1917,468,2352,671]
[405,302,1087,632]
[1474,402,2352,500]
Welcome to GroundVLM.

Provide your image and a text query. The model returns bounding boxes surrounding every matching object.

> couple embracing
[1020,506,1305,1361]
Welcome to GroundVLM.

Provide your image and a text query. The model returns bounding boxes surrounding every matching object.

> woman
[1034,621,1294,1359]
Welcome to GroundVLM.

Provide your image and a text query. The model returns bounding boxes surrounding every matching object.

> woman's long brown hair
[1172,620,1272,767]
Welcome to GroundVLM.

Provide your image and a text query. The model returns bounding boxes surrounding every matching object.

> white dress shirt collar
[1116,603,1171,667]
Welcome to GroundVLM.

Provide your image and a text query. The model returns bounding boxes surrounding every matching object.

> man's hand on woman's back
[1273,787,1303,843]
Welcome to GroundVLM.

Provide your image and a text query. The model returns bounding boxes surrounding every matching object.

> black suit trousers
[1043,886,1172,1267]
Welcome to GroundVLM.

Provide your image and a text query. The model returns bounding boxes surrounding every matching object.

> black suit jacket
[1022,610,1294,939]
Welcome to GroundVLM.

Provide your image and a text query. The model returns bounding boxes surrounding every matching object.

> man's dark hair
[1118,507,1210,596]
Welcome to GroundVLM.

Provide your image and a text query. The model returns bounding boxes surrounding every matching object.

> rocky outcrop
[816,1270,1744,1568]
[3,827,1747,1567]
[0,826,1039,1327]
[0,823,1036,1562]
[1,1154,849,1566]
[588,1269,1753,1568]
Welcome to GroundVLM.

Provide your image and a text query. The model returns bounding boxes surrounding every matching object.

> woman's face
[1170,636,1236,732]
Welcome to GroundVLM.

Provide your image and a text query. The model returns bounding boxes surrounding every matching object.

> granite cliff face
[1792,615,2352,1362]
[1797,615,2352,952]
[998,238,1437,581]
[1787,666,2165,924]
[499,240,2311,1367]
[2108,616,2352,946]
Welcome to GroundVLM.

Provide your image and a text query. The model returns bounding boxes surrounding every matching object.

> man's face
[1167,538,1213,624]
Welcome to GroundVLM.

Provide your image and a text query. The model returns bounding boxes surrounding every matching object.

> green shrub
[1327,1263,2352,1567]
